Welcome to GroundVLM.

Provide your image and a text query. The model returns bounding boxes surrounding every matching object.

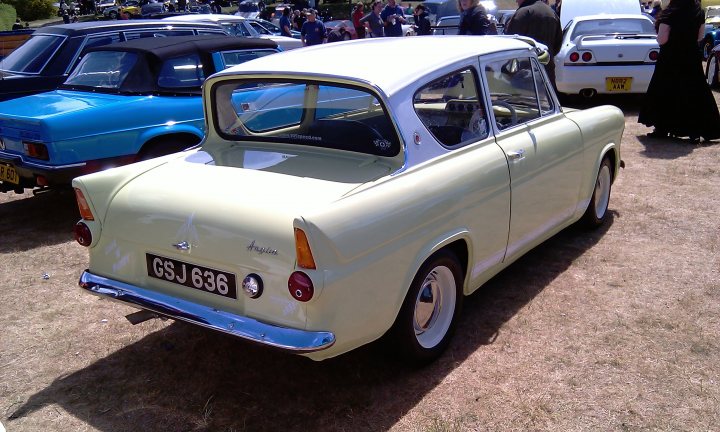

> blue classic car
[0,35,279,193]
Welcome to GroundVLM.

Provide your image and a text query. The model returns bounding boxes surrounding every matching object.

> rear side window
[85,34,122,49]
[413,68,489,147]
[158,54,204,88]
[220,49,277,68]
[0,34,65,73]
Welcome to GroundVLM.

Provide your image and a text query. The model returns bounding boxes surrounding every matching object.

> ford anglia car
[0,35,280,193]
[73,36,624,363]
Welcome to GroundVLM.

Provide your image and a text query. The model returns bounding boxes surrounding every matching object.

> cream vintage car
[72,36,624,363]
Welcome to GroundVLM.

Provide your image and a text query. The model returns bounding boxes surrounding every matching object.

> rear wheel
[706,55,719,88]
[389,250,463,364]
[582,157,613,228]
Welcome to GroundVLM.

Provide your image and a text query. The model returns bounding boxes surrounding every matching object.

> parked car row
[0,21,284,193]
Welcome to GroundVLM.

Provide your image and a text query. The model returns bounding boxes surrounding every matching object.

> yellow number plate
[606,77,632,92]
[0,164,20,184]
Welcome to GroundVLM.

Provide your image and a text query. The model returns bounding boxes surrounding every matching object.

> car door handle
[507,149,525,161]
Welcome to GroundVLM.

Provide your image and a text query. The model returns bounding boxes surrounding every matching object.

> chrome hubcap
[594,164,611,219]
[414,266,456,349]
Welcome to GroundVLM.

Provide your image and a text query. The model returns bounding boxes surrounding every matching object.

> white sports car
[555,14,659,97]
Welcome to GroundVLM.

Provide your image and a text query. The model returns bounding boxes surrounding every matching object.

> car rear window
[213,80,400,157]
[0,34,65,73]
[571,18,655,39]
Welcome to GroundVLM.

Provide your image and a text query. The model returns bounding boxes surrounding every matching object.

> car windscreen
[0,34,65,74]
[213,80,400,157]
[571,18,655,39]
[64,51,137,89]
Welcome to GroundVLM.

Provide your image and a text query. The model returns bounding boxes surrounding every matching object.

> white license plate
[146,253,238,299]
[0,164,19,184]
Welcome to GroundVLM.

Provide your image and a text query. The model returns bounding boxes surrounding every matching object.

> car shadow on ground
[7,215,616,432]
[0,189,79,253]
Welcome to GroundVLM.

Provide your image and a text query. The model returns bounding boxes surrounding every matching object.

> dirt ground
[1,90,719,432]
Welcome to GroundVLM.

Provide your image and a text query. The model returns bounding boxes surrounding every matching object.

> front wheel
[389,250,463,364]
[706,54,719,89]
[582,157,613,228]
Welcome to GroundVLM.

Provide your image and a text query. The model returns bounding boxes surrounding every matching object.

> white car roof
[215,36,533,95]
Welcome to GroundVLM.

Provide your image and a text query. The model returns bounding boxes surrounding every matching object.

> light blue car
[0,35,279,193]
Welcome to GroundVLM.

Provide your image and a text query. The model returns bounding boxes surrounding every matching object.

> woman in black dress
[638,0,720,142]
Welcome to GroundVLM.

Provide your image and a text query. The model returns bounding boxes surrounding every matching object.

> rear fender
[136,124,204,153]
[405,230,471,300]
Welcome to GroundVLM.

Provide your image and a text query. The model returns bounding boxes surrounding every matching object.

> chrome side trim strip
[79,270,335,353]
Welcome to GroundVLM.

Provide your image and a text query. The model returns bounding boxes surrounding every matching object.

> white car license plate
[146,253,237,299]
[606,77,632,92]
[0,164,19,184]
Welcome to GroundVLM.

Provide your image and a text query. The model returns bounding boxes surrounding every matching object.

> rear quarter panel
[564,104,625,218]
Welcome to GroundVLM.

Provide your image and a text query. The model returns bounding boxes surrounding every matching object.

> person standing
[352,3,366,39]
[504,0,562,88]
[413,4,432,35]
[279,7,293,38]
[457,0,493,35]
[639,0,720,142]
[360,1,385,38]
[301,9,327,46]
[381,0,406,37]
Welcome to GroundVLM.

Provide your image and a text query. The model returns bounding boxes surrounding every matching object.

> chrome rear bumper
[79,270,335,353]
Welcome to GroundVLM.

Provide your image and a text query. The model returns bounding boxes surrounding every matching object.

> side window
[85,34,122,49]
[158,55,204,88]
[220,23,252,37]
[483,56,540,130]
[249,22,272,35]
[532,59,554,115]
[220,49,277,68]
[413,67,489,147]
[124,30,195,40]
[198,29,229,36]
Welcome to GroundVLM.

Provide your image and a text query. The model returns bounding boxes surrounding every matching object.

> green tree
[4,0,55,21]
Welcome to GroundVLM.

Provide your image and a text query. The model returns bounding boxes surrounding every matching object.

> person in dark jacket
[504,0,562,88]
[413,4,431,35]
[457,0,493,35]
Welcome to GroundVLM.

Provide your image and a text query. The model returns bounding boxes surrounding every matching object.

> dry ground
[1,91,719,432]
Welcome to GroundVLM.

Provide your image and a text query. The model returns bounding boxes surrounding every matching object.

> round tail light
[581,52,593,62]
[74,222,92,247]
[569,52,580,62]
[649,50,659,61]
[288,271,314,302]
